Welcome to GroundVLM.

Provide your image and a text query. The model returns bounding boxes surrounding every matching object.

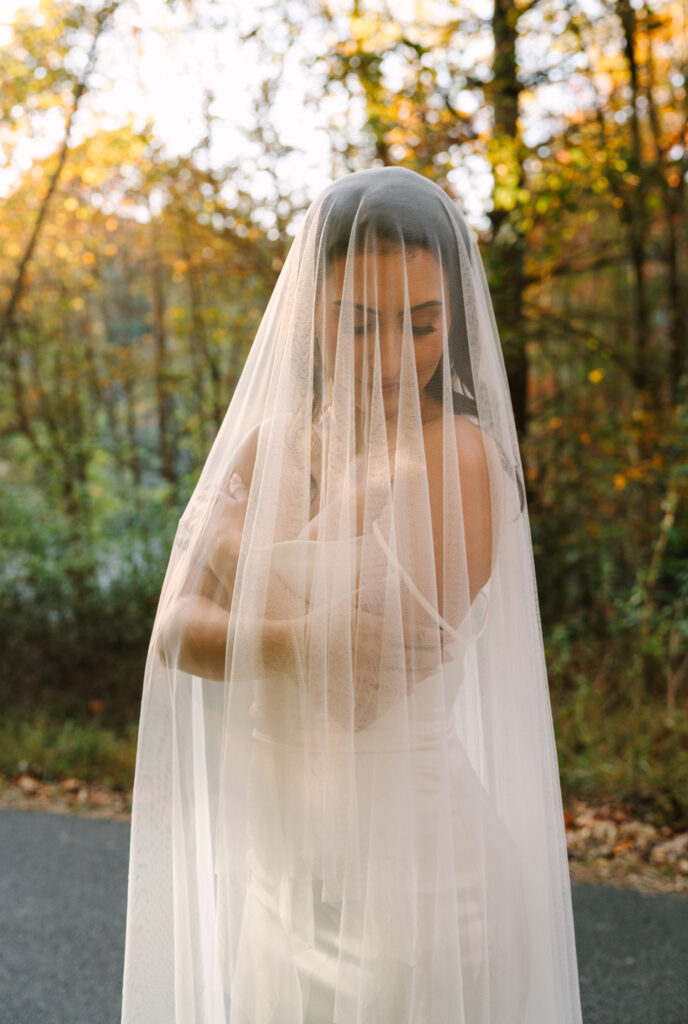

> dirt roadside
[1,776,686,897]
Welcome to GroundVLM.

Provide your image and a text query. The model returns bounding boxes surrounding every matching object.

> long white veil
[120,167,582,1023]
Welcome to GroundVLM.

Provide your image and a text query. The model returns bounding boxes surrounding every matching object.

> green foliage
[0,473,180,726]
[550,655,688,830]
[0,711,137,790]
[0,0,686,824]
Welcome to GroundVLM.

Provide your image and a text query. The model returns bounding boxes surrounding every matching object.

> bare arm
[158,419,301,679]
[454,414,493,604]
[424,414,492,628]
[156,414,491,693]
[176,421,262,601]
[157,595,301,681]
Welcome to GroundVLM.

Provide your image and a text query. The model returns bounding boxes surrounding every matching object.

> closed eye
[353,322,439,336]
[353,322,374,336]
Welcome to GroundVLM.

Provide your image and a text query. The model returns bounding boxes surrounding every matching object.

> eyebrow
[332,300,443,314]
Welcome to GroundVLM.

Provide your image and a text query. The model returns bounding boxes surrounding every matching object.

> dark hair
[309,167,525,518]
[313,166,478,420]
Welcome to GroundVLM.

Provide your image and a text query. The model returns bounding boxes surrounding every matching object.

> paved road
[0,807,686,1024]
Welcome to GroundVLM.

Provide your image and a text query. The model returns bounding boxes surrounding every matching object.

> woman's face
[320,245,447,416]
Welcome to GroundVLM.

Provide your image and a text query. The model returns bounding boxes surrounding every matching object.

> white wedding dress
[225,535,529,1023]
[120,167,583,1024]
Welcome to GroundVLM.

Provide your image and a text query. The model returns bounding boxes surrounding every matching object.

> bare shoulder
[421,413,491,518]
[453,414,489,473]
[423,412,489,472]
[230,412,292,483]
[422,411,493,599]
[449,411,482,443]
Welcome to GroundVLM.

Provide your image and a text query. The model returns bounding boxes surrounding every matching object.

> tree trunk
[643,9,688,406]
[487,0,529,440]
[150,227,177,490]
[618,0,651,397]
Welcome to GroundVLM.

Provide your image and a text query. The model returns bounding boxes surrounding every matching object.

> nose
[377,321,402,384]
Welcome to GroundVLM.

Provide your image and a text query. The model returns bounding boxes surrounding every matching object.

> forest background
[0,0,686,831]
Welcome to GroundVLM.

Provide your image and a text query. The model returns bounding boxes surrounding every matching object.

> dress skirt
[220,672,531,1024]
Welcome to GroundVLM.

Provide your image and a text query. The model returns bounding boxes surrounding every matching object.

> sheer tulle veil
[120,167,583,1023]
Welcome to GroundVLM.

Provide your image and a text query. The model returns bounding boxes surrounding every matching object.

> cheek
[321,311,339,369]
[415,335,444,381]
[323,320,367,376]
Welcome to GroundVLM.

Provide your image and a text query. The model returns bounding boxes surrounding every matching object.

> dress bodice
[263,526,468,640]
[250,533,479,752]
[261,534,366,605]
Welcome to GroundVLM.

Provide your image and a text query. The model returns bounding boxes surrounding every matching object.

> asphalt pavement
[0,807,686,1024]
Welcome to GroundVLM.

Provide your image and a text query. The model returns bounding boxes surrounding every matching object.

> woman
[120,167,583,1023]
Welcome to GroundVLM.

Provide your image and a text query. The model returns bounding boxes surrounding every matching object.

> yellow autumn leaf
[384,128,408,146]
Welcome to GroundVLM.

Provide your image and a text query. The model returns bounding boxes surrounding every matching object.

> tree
[0,0,124,351]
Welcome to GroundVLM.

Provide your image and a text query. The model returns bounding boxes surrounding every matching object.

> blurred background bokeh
[0,0,686,827]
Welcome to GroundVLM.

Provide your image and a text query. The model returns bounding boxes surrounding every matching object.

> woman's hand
[355,584,451,684]
[355,599,454,731]
[304,578,454,730]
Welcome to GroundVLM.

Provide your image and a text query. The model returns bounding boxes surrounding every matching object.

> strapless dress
[229,536,524,1024]
[260,520,488,644]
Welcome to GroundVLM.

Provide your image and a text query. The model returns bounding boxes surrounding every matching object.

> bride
[120,167,583,1023]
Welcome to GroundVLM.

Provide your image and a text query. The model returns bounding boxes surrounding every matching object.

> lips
[355,379,400,393]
